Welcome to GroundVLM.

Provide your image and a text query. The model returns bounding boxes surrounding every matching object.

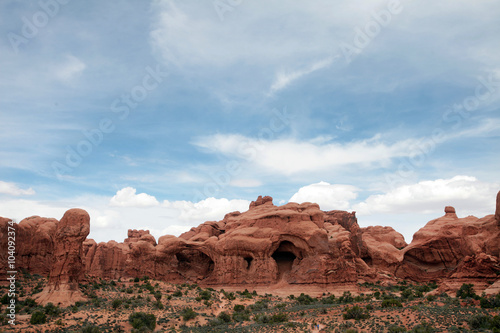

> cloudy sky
[1,0,499,243]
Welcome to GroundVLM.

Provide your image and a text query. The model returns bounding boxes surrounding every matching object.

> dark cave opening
[272,241,299,279]
[174,249,214,281]
[244,257,253,269]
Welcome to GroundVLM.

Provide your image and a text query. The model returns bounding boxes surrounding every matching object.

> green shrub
[426,294,436,302]
[411,321,436,333]
[81,324,101,333]
[343,305,370,320]
[223,291,236,300]
[381,298,402,308]
[480,293,500,308]
[456,283,477,299]
[232,311,250,322]
[388,325,406,332]
[321,294,336,304]
[44,302,60,316]
[128,312,156,331]
[112,298,122,309]
[199,290,212,300]
[338,291,354,303]
[30,311,47,324]
[248,300,268,312]
[128,312,156,330]
[233,304,245,312]
[172,290,183,297]
[296,293,315,305]
[468,314,500,330]
[217,311,231,323]
[180,307,197,321]
[271,313,288,323]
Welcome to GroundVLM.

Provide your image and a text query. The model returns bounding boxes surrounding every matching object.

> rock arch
[173,248,214,282]
[271,240,301,280]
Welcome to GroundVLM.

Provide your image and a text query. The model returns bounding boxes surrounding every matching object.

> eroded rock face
[35,209,90,306]
[5,191,500,304]
[81,198,405,285]
[0,216,58,282]
[496,191,500,223]
[395,206,500,281]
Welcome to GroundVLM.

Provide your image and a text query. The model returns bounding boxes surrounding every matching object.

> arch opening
[244,257,253,269]
[174,249,214,281]
[272,241,299,279]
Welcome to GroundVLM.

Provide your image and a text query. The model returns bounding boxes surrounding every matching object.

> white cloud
[0,181,35,196]
[269,56,337,94]
[289,181,358,211]
[193,134,418,175]
[54,54,86,82]
[110,187,160,207]
[230,179,262,188]
[0,193,250,243]
[354,175,499,216]
[163,197,250,223]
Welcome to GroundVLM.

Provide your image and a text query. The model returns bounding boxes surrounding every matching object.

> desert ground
[1,272,499,332]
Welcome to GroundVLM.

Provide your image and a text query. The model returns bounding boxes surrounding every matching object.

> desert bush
[222,291,235,300]
[81,324,100,333]
[233,304,245,312]
[321,294,336,304]
[467,314,500,330]
[343,305,370,320]
[387,325,406,332]
[129,312,156,330]
[172,290,183,297]
[23,297,37,308]
[112,298,122,309]
[237,289,254,299]
[271,313,288,323]
[232,311,250,322]
[199,290,212,300]
[44,302,60,316]
[411,321,436,333]
[30,310,46,324]
[296,293,316,305]
[338,291,354,303]
[180,307,197,321]
[217,311,231,323]
[456,283,477,299]
[382,298,402,308]
[248,300,268,312]
[254,312,288,324]
[480,293,500,308]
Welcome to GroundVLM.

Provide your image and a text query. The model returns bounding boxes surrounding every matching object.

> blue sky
[1,0,499,243]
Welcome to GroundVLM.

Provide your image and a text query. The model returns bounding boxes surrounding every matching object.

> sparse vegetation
[8,272,500,332]
[128,312,156,330]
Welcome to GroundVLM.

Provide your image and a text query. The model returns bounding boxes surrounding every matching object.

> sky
[0,0,499,244]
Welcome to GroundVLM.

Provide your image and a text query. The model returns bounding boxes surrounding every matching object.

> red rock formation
[35,209,90,306]
[4,191,499,302]
[395,205,500,281]
[496,191,500,223]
